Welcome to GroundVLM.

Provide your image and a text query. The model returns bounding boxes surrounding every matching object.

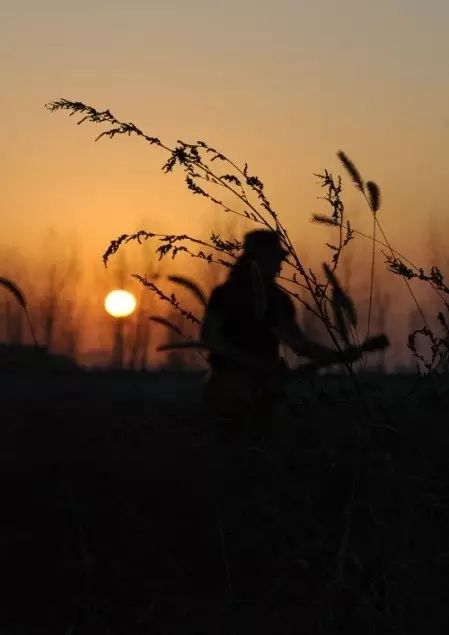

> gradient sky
[1,0,449,359]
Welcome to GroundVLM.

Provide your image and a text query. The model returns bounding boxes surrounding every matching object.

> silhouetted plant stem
[377,218,429,328]
[367,213,377,339]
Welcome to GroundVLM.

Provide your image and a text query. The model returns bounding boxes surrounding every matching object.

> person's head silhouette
[242,230,288,280]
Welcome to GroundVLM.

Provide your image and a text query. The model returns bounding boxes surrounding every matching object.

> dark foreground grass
[1,369,449,634]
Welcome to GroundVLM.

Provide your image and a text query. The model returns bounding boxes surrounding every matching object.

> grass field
[1,369,449,633]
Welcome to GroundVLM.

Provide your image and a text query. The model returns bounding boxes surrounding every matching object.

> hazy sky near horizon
[1,0,449,278]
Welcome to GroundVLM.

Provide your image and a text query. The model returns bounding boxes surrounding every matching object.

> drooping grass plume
[0,277,38,346]
[0,277,27,309]
[168,275,207,307]
[337,151,364,191]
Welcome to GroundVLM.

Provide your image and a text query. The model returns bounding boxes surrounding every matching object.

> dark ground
[1,369,449,634]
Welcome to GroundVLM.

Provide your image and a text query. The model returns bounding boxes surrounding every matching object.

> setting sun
[104,290,137,318]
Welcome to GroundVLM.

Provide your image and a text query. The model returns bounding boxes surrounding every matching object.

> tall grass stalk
[366,211,377,339]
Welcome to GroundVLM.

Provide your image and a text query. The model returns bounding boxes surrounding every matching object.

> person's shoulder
[207,282,234,307]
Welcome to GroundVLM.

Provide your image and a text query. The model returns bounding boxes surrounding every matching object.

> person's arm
[274,322,334,360]
[271,291,334,361]
[273,290,361,364]
[275,321,361,365]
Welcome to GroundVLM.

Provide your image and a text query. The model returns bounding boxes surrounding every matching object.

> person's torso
[205,273,292,371]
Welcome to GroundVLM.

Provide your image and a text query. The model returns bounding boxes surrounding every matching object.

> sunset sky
[1,0,449,363]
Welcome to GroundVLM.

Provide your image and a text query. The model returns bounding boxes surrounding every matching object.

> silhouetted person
[201,229,350,428]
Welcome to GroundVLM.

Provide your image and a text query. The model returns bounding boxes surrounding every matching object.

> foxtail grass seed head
[312,214,338,226]
[337,151,364,191]
[366,181,381,213]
